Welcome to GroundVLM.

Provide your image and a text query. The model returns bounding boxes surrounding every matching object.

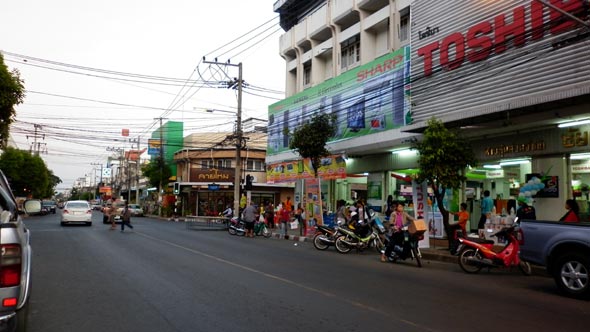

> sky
[1,0,285,192]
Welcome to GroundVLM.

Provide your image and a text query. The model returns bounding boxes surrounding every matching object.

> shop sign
[484,140,546,157]
[572,163,590,173]
[486,170,504,178]
[562,127,589,149]
[190,168,234,183]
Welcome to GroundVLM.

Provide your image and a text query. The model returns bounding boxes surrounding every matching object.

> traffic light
[245,175,253,190]
[173,182,180,195]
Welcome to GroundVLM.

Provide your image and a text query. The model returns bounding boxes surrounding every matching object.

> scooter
[227,217,245,236]
[457,224,532,275]
[313,223,342,250]
[334,220,384,254]
[382,229,424,268]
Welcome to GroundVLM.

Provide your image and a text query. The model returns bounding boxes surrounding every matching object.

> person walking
[108,201,118,230]
[242,202,257,238]
[478,190,493,231]
[121,203,134,232]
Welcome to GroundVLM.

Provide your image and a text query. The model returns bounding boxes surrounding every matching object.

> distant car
[91,204,102,211]
[42,200,57,214]
[128,204,144,217]
[61,200,92,226]
[57,201,64,209]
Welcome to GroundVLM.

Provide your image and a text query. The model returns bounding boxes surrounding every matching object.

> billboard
[148,139,161,155]
[266,155,346,183]
[267,47,411,155]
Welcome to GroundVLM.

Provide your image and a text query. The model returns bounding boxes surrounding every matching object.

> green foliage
[0,54,25,148]
[288,113,337,177]
[413,118,476,227]
[141,157,172,189]
[0,147,61,197]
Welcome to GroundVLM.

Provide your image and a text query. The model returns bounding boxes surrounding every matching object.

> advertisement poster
[412,181,430,248]
[526,173,559,198]
[147,139,161,155]
[304,178,323,225]
[267,47,412,156]
[267,155,346,184]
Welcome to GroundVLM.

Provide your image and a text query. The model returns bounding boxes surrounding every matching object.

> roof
[183,131,267,150]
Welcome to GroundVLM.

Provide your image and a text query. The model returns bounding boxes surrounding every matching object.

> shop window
[246,160,265,171]
[399,9,409,43]
[216,159,232,169]
[201,160,214,169]
[303,62,311,87]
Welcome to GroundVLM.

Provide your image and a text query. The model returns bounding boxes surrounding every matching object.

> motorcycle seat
[465,237,495,245]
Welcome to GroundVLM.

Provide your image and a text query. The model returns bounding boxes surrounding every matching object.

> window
[341,35,360,70]
[246,160,265,171]
[201,160,214,169]
[216,159,232,169]
[399,10,409,42]
[303,63,311,87]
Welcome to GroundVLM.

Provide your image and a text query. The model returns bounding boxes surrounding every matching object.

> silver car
[61,200,92,226]
[128,204,144,217]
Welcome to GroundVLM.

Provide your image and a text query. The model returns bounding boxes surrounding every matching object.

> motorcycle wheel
[412,247,422,268]
[262,226,272,238]
[335,235,353,254]
[236,226,246,236]
[519,260,532,276]
[313,234,330,250]
[458,248,483,274]
[228,226,237,235]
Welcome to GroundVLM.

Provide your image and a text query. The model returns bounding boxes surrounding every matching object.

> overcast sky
[1,0,285,191]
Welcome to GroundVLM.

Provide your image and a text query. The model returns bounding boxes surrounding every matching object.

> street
[25,212,589,332]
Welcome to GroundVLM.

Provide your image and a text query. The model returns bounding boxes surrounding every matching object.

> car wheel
[86,222,92,226]
[60,222,66,226]
[554,252,590,299]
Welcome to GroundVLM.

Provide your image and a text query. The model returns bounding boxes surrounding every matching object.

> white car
[61,200,92,226]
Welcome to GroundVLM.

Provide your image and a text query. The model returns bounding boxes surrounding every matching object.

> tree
[0,53,25,148]
[141,157,172,189]
[413,118,476,249]
[288,113,337,177]
[0,147,61,198]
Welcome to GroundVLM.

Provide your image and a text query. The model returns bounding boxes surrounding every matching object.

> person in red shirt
[560,199,580,223]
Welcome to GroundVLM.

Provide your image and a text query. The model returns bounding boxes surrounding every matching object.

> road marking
[136,231,439,332]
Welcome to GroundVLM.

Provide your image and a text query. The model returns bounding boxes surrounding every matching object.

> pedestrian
[279,202,291,236]
[108,201,118,230]
[477,190,493,231]
[264,201,274,229]
[559,199,580,222]
[381,202,415,262]
[516,197,536,220]
[450,202,469,236]
[102,204,109,224]
[121,202,134,232]
[336,199,348,226]
[284,196,293,212]
[384,195,394,221]
[242,201,257,238]
[295,203,305,236]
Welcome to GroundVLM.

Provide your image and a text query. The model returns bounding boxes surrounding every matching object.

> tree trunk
[434,186,454,250]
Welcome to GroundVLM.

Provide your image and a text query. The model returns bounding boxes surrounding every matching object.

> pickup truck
[519,219,590,299]
[0,170,40,332]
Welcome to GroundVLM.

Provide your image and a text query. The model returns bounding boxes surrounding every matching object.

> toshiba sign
[410,0,590,125]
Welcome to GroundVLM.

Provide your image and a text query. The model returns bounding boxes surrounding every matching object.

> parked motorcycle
[334,220,384,254]
[457,225,532,275]
[382,229,424,268]
[254,220,272,238]
[228,217,245,236]
[313,224,342,250]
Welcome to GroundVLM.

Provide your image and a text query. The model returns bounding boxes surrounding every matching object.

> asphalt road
[24,211,589,332]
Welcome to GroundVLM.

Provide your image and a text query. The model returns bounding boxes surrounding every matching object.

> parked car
[0,169,41,331]
[41,200,56,214]
[128,204,144,217]
[61,200,92,226]
[519,219,590,299]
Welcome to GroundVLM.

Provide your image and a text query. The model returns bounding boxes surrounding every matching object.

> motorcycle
[313,223,342,250]
[227,217,245,236]
[457,224,532,275]
[253,220,272,238]
[334,220,385,254]
[382,229,424,268]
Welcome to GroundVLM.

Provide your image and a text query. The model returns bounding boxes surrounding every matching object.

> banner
[266,155,346,183]
[304,178,323,225]
[148,139,161,155]
[412,180,430,248]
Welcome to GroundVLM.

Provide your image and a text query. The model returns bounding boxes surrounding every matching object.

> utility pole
[154,118,167,216]
[26,124,46,156]
[203,59,243,218]
[130,137,141,205]
[91,162,103,202]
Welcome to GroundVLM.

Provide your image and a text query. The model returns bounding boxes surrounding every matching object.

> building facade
[269,0,590,228]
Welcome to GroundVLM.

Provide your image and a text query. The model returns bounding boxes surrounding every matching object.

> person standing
[279,203,291,236]
[478,190,493,231]
[121,203,134,232]
[516,197,537,220]
[242,202,257,238]
[264,201,274,229]
[108,201,118,230]
[560,199,580,222]
[295,203,305,236]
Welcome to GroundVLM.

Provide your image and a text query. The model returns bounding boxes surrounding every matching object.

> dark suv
[41,201,56,214]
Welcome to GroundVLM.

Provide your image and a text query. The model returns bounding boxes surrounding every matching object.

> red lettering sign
[416,0,587,76]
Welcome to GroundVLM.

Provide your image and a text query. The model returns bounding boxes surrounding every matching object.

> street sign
[208,184,220,191]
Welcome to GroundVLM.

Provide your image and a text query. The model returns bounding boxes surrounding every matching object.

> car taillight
[86,210,92,214]
[63,209,70,214]
[1,244,22,287]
